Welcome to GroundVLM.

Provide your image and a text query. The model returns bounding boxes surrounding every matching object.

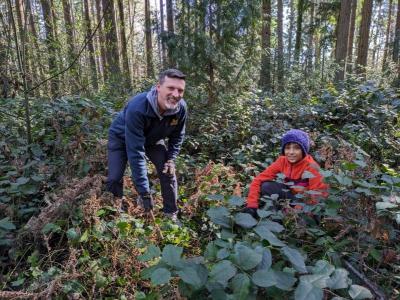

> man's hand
[162,159,175,176]
[140,193,154,212]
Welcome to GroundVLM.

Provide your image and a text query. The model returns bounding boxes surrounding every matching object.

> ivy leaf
[234,213,257,228]
[162,245,183,267]
[311,260,335,276]
[233,244,262,270]
[228,196,245,207]
[210,260,237,287]
[348,285,373,299]
[328,268,350,290]
[281,246,307,273]
[207,207,231,228]
[231,273,250,300]
[150,267,171,285]
[259,220,285,233]
[254,225,286,247]
[295,281,323,300]
[176,263,208,290]
[0,217,16,230]
[299,274,330,288]
[138,244,161,262]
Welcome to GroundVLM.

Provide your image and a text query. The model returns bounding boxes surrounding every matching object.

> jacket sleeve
[167,104,187,160]
[305,163,329,204]
[125,106,150,196]
[246,156,284,208]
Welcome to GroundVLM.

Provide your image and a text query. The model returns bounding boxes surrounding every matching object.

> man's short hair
[158,69,186,84]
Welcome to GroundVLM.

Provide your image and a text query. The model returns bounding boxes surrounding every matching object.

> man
[106,69,187,220]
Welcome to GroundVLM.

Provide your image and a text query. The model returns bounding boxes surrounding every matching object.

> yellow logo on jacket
[170,119,178,126]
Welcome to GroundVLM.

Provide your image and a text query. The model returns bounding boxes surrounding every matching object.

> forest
[0,0,400,298]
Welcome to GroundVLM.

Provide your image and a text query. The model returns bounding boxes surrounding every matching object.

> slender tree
[287,0,295,68]
[145,0,154,77]
[117,0,131,86]
[346,0,357,73]
[382,0,393,71]
[259,0,271,91]
[356,0,373,75]
[166,0,175,67]
[159,0,166,67]
[83,0,98,90]
[276,0,284,91]
[335,0,352,82]
[393,0,400,63]
[294,0,305,64]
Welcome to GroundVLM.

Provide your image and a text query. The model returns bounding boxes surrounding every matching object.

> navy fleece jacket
[108,88,187,195]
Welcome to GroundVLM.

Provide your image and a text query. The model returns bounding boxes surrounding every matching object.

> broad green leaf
[233,245,262,270]
[207,207,231,228]
[274,270,297,290]
[311,260,334,276]
[217,248,230,260]
[204,242,218,261]
[176,263,208,290]
[138,244,161,262]
[328,268,350,289]
[231,273,250,300]
[162,245,183,267]
[299,274,329,288]
[376,202,397,210]
[254,225,286,247]
[79,230,89,242]
[348,285,373,299]
[295,281,323,300]
[252,269,276,287]
[210,260,237,286]
[0,217,16,230]
[257,209,274,218]
[220,229,236,240]
[66,228,79,241]
[207,194,225,201]
[255,247,272,270]
[15,177,29,185]
[150,267,171,285]
[281,246,307,273]
[228,196,245,207]
[234,213,257,228]
[42,222,61,234]
[259,220,285,233]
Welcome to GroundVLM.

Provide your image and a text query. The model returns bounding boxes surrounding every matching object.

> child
[244,129,328,216]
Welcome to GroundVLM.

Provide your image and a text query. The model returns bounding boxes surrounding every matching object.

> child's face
[284,142,303,163]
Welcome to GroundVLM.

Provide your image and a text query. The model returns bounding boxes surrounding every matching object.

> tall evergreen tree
[259,0,271,91]
[335,0,352,82]
[356,0,373,75]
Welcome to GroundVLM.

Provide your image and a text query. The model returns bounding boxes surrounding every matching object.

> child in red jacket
[244,129,328,216]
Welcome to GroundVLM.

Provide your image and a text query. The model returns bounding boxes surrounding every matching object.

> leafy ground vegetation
[0,81,399,299]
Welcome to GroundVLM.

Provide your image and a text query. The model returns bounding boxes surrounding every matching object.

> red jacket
[246,155,328,208]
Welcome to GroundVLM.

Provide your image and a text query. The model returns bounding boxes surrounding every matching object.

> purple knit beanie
[281,129,310,155]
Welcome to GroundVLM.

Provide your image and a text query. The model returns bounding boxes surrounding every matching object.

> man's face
[156,76,186,114]
[284,142,303,164]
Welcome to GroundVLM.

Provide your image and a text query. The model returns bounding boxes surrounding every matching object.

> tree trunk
[39,0,58,96]
[382,0,393,71]
[356,0,373,75]
[276,0,284,91]
[128,0,137,80]
[207,0,215,104]
[166,0,175,67]
[102,0,121,82]
[96,0,107,81]
[259,0,271,91]
[294,0,305,64]
[393,0,400,63]
[145,0,154,77]
[287,0,295,68]
[117,0,131,86]
[335,0,352,82]
[83,0,98,90]
[306,2,315,73]
[346,0,357,74]
[160,0,166,68]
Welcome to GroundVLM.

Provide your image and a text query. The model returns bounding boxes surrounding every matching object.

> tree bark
[166,0,175,67]
[346,0,357,74]
[145,0,154,77]
[356,0,373,75]
[287,0,295,68]
[83,0,98,90]
[335,0,352,82]
[159,0,166,68]
[259,0,271,91]
[294,0,305,64]
[306,2,315,73]
[382,0,393,71]
[276,0,284,91]
[393,0,400,63]
[117,0,131,86]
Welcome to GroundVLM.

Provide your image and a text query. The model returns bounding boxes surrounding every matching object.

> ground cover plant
[0,81,399,299]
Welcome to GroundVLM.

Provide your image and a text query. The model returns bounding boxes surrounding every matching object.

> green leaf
[210,260,237,287]
[138,244,161,262]
[42,222,61,234]
[311,260,334,276]
[176,263,208,290]
[348,285,373,299]
[207,207,231,228]
[11,277,25,287]
[281,246,307,273]
[217,248,230,260]
[162,245,183,267]
[274,270,297,290]
[233,244,262,270]
[376,202,397,210]
[151,267,171,285]
[257,209,274,218]
[66,228,79,241]
[254,225,286,247]
[207,194,225,201]
[259,220,285,233]
[255,246,272,270]
[252,269,276,287]
[328,268,350,289]
[302,171,315,179]
[231,273,250,300]
[299,274,329,288]
[15,177,29,185]
[79,230,89,242]
[228,196,245,207]
[0,217,16,230]
[295,281,323,300]
[234,213,257,228]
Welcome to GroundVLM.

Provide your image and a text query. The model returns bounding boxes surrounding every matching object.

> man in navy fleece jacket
[107,69,187,218]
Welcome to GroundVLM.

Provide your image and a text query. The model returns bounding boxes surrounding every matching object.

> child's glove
[241,207,258,218]
[139,193,154,212]
[162,160,175,176]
